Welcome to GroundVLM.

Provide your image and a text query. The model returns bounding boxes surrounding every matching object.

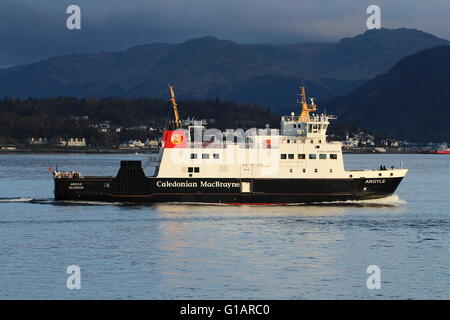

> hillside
[0,96,279,146]
[0,28,447,113]
[322,45,450,143]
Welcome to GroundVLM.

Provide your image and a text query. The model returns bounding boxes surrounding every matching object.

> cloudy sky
[1,0,449,67]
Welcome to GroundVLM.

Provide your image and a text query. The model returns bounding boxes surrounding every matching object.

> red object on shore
[429,143,450,154]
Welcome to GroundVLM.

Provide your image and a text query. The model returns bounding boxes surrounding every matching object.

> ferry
[53,85,408,204]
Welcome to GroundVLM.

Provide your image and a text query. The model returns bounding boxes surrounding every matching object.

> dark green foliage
[0,96,279,146]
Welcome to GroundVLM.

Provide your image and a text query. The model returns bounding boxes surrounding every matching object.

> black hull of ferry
[54,161,403,204]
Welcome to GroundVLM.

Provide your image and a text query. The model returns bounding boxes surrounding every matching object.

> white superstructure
[156,86,408,181]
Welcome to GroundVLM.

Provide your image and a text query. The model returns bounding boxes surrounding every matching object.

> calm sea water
[0,153,448,299]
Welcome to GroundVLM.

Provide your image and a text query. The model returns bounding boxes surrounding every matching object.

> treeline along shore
[0,96,425,153]
[0,96,279,148]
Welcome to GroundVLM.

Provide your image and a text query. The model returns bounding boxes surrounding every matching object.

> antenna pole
[168,84,181,129]
[299,85,316,122]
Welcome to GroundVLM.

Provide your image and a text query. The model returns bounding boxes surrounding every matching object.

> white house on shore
[119,140,145,149]
[54,138,87,147]
[28,137,49,145]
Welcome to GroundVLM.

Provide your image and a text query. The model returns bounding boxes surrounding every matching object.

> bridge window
[190,153,197,159]
[213,153,220,159]
[330,154,338,159]
[330,169,333,173]
[319,154,327,159]
[194,167,200,173]
[311,124,319,133]
[315,169,318,173]
[309,154,317,159]
[202,154,210,159]
[281,154,287,159]
[298,154,306,160]
[288,154,294,159]
[302,169,306,173]
[188,167,193,173]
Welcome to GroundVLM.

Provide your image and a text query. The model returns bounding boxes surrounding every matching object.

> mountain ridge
[0,28,448,114]
[322,45,450,142]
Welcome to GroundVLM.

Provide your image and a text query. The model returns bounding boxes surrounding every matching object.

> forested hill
[322,45,450,143]
[0,96,279,145]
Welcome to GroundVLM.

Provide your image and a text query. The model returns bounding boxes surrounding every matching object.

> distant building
[28,137,49,145]
[382,139,400,148]
[119,140,145,149]
[145,138,159,149]
[92,121,111,133]
[0,145,16,151]
[342,138,359,148]
[54,138,86,147]
[67,138,86,147]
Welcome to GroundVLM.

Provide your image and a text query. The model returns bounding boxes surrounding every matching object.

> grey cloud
[0,0,449,66]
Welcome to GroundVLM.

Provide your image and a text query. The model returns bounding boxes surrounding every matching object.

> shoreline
[0,148,430,155]
[0,148,159,154]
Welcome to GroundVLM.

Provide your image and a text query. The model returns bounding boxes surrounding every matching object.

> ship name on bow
[156,180,241,188]
[365,179,386,184]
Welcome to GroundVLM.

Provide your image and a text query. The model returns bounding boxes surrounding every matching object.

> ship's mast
[299,86,317,122]
[168,84,181,129]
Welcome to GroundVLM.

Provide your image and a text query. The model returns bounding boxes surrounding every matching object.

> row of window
[284,139,323,144]
[281,153,338,160]
[288,168,333,173]
[190,153,220,159]
[308,123,327,133]
[189,153,338,160]
[188,167,337,174]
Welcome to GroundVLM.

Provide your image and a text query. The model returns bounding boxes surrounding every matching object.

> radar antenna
[299,85,317,122]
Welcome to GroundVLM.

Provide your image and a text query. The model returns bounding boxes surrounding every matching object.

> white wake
[0,197,35,203]
[317,194,406,206]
